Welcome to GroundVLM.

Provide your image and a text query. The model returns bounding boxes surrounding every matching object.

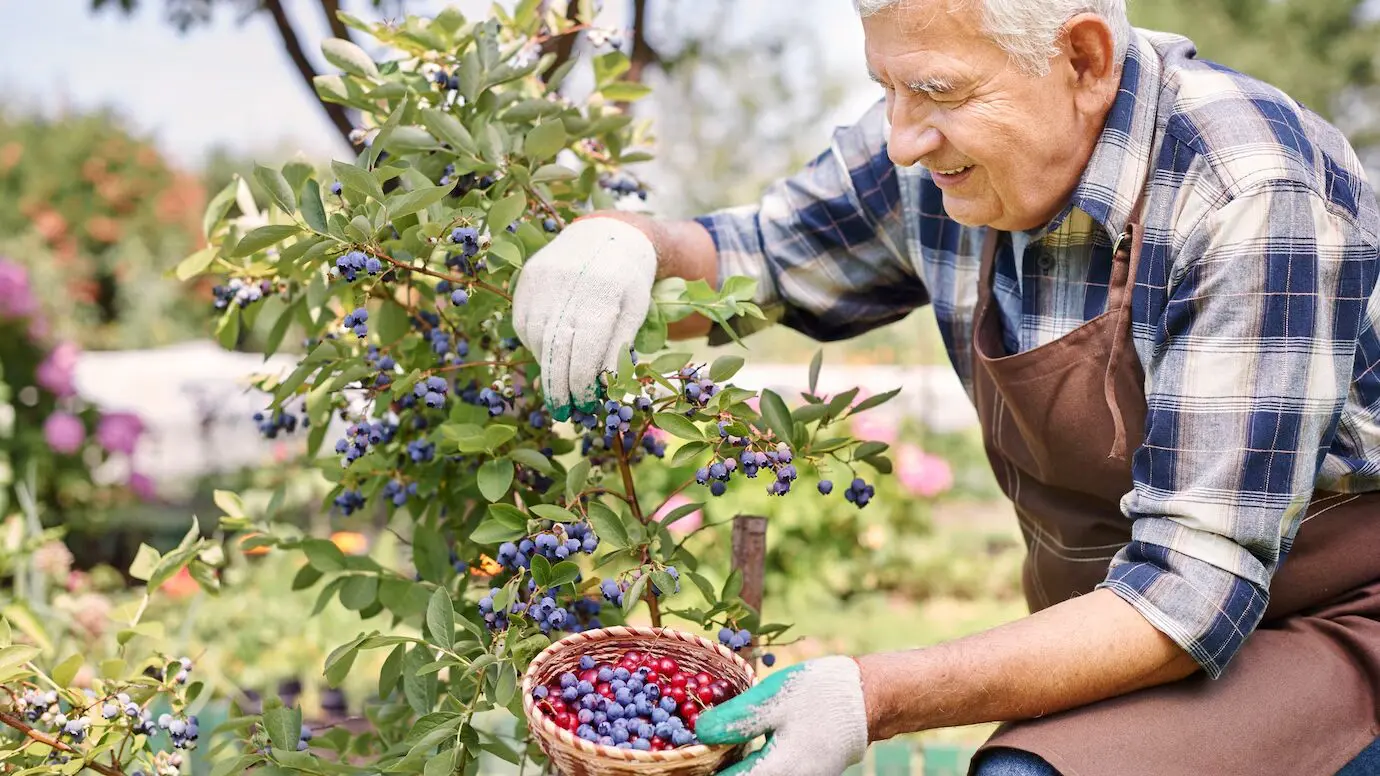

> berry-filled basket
[522,625,756,776]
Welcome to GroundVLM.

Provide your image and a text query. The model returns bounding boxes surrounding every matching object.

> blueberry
[763,653,777,667]
[451,288,469,306]
[818,479,834,495]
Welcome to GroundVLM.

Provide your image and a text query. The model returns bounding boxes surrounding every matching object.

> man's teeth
[936,165,971,175]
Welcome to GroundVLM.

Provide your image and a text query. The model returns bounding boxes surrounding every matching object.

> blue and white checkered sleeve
[1098,183,1379,678]
[692,100,926,342]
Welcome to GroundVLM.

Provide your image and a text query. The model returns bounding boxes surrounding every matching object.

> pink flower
[654,493,702,534]
[128,472,158,502]
[96,412,144,455]
[643,425,669,444]
[895,444,954,498]
[43,412,86,454]
[0,259,37,319]
[36,341,80,398]
[849,413,899,446]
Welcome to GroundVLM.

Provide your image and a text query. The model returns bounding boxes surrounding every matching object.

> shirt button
[1036,252,1055,272]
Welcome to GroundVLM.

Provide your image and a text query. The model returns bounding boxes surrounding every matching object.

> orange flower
[330,531,369,556]
[471,555,504,577]
[160,567,200,598]
[238,533,272,556]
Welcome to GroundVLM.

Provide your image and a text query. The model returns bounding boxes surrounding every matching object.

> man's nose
[887,116,944,168]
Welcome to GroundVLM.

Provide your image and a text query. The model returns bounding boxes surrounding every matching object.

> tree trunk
[262,0,355,148]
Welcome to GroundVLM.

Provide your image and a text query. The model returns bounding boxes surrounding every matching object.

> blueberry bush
[174,5,894,773]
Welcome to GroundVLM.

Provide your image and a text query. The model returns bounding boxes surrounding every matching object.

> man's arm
[578,212,719,340]
[858,588,1197,740]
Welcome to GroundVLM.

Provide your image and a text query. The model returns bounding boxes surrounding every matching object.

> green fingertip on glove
[717,734,777,776]
[696,664,803,745]
[544,386,603,423]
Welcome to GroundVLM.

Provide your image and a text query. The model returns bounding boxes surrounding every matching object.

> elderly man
[512,0,1380,773]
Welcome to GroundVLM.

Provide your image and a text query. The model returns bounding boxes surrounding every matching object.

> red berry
[670,673,689,688]
[555,712,572,729]
[657,657,679,675]
[695,672,713,686]
[680,701,699,719]
[695,685,715,703]
[668,686,688,703]
[650,737,667,751]
[643,671,660,685]
[709,684,727,703]
[549,698,567,714]
[686,712,700,731]
[623,650,642,665]
[597,682,614,698]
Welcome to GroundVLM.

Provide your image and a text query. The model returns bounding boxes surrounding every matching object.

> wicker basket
[522,625,756,776]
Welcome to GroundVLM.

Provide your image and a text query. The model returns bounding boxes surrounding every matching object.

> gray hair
[854,0,1131,77]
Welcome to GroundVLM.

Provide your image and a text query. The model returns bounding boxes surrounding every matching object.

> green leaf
[532,163,578,183]
[331,160,384,201]
[339,575,378,610]
[660,501,703,529]
[758,389,794,443]
[323,636,364,687]
[263,704,303,751]
[215,307,240,350]
[670,441,710,468]
[213,489,246,518]
[531,504,579,523]
[863,454,893,475]
[709,355,745,382]
[376,300,409,346]
[0,646,42,677]
[530,553,551,587]
[478,458,515,502]
[231,225,301,257]
[413,525,449,584]
[299,179,327,233]
[622,574,648,616]
[564,458,591,502]
[651,352,693,374]
[388,184,453,219]
[321,37,380,79]
[525,121,567,162]
[509,448,554,474]
[487,504,529,531]
[851,387,903,415]
[291,564,322,591]
[175,247,216,281]
[687,572,716,603]
[548,561,580,588]
[495,662,518,708]
[809,349,824,395]
[203,178,238,238]
[483,424,518,451]
[303,538,347,571]
[487,192,526,233]
[380,643,406,698]
[427,587,455,650]
[653,412,705,442]
[469,520,525,545]
[129,544,160,582]
[722,568,744,600]
[651,570,678,597]
[600,81,653,101]
[51,653,82,687]
[420,108,478,155]
[853,441,890,460]
[254,164,296,215]
[587,502,630,549]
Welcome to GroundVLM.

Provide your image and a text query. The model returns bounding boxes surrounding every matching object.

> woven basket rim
[521,625,755,764]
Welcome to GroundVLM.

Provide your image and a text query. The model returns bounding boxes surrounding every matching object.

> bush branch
[0,711,126,776]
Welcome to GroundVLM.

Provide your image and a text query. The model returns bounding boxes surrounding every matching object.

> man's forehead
[862,0,982,37]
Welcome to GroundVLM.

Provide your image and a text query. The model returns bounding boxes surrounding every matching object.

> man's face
[863,1,1112,231]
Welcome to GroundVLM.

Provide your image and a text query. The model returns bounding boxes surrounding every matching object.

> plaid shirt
[694,29,1380,679]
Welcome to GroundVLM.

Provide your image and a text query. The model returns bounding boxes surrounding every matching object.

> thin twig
[0,711,126,776]
[373,250,512,302]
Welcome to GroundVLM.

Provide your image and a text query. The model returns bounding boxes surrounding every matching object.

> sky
[0,1,874,170]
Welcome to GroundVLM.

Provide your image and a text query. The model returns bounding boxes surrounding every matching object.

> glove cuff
[810,655,870,767]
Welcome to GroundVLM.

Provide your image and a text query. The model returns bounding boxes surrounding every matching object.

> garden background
[1,1,1378,773]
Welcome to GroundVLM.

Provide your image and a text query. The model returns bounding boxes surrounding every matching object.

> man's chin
[939,196,994,228]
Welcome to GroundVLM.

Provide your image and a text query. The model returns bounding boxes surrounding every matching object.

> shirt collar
[1041,30,1162,244]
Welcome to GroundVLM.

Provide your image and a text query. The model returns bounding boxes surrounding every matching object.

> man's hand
[696,656,868,776]
[512,217,657,420]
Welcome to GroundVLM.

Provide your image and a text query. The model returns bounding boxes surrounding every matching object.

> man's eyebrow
[866,70,957,94]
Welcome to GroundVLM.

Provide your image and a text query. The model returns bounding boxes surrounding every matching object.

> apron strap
[1103,224,1139,461]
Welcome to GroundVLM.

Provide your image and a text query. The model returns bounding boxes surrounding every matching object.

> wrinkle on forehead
[877,0,981,38]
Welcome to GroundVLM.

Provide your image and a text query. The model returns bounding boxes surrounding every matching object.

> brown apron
[967,218,1380,775]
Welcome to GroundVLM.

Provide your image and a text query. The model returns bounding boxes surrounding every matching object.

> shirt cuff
[1096,525,1270,679]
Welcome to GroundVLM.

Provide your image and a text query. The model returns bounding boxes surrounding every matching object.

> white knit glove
[697,656,869,776]
[511,217,657,420]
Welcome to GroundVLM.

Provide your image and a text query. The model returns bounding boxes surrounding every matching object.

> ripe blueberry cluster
[382,479,419,506]
[335,250,383,282]
[451,227,481,257]
[333,488,366,515]
[334,418,399,466]
[297,724,314,751]
[156,709,201,750]
[252,408,305,439]
[843,477,875,507]
[496,522,600,572]
[366,346,396,388]
[411,375,451,409]
[458,380,510,417]
[599,175,648,201]
[406,439,436,463]
[692,442,797,499]
[435,279,470,306]
[716,627,753,651]
[432,69,461,91]
[478,586,599,633]
[678,366,720,409]
[342,307,370,338]
[533,651,737,750]
[212,278,273,309]
[572,397,665,463]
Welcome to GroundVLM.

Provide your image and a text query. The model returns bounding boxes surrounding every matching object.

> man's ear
[1061,13,1119,113]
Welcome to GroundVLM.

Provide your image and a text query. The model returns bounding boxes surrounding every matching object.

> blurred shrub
[0,108,213,349]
